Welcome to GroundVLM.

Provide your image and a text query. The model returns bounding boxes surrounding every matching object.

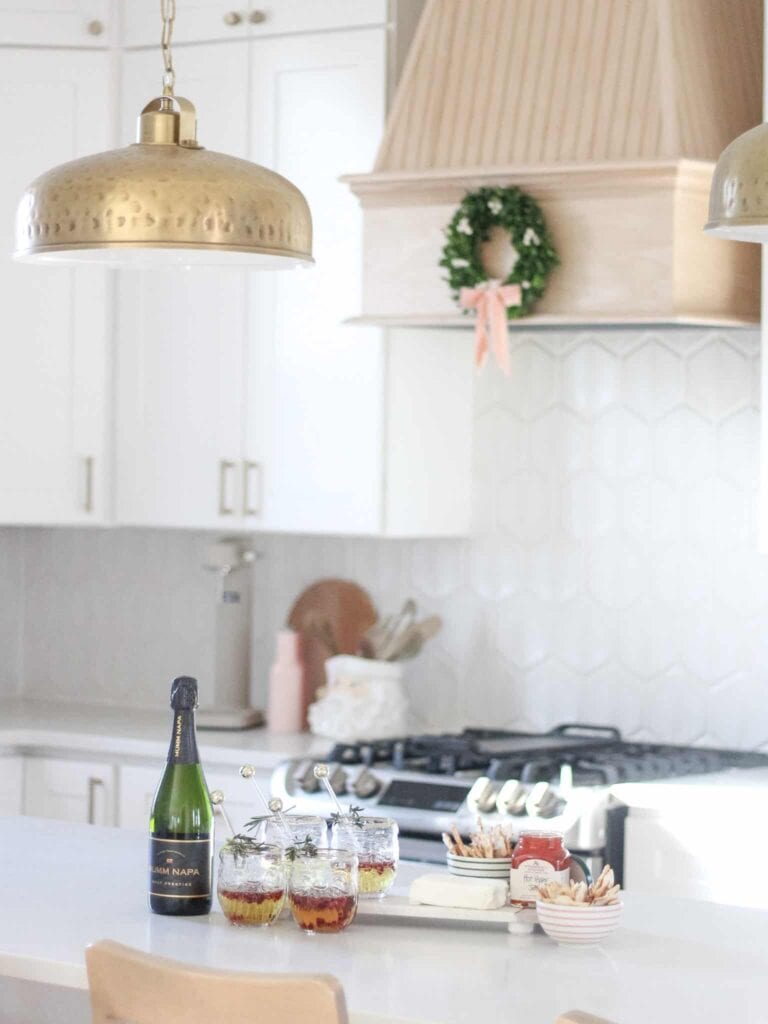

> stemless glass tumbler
[217,843,287,926]
[288,848,358,933]
[254,814,327,851]
[330,816,399,898]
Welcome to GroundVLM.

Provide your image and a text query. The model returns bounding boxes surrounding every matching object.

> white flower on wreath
[523,227,540,246]
[457,217,473,235]
[522,280,531,289]
[451,257,470,268]
[508,245,520,270]
[487,197,503,215]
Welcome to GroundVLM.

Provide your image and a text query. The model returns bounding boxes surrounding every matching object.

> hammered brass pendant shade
[14,97,313,268]
[706,123,768,242]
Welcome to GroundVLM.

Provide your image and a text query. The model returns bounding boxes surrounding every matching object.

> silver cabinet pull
[83,456,95,514]
[243,461,262,516]
[249,10,267,23]
[87,777,105,825]
[223,10,243,25]
[86,18,104,35]
[218,460,236,516]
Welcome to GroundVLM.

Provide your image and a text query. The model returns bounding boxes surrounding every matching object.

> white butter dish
[409,872,509,910]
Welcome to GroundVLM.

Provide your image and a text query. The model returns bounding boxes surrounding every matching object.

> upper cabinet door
[247,28,388,534]
[121,0,387,47]
[115,43,251,529]
[0,49,110,525]
[0,0,110,46]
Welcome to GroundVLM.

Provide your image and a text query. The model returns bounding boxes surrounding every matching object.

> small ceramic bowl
[446,854,512,880]
[535,899,623,946]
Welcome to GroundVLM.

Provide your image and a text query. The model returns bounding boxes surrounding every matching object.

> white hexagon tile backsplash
[6,327,768,752]
[367,326,766,748]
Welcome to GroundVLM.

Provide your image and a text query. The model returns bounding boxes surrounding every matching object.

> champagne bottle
[149,676,214,916]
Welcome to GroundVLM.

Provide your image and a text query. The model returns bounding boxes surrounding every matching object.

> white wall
[1,326,765,751]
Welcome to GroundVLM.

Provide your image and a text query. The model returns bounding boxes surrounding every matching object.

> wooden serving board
[355,895,539,934]
[287,578,378,724]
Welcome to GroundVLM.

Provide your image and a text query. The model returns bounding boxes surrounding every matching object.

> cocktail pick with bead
[240,764,292,843]
[209,789,235,838]
[239,764,272,814]
[313,763,346,817]
[266,796,293,840]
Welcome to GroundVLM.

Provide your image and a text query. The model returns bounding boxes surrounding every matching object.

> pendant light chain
[160,0,176,97]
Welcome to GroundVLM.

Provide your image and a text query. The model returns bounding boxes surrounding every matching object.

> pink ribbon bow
[459,281,522,374]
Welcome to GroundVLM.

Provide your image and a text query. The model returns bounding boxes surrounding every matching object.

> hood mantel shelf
[346,0,762,329]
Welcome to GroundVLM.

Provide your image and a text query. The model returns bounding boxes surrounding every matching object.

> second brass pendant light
[13,0,313,268]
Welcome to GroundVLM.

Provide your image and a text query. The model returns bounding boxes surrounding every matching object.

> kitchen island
[2,818,767,1024]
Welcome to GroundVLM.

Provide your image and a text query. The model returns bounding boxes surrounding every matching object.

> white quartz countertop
[0,699,326,768]
[2,817,768,1024]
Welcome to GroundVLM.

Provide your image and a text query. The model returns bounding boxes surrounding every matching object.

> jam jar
[509,831,572,907]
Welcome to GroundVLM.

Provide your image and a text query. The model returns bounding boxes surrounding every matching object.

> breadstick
[451,825,468,856]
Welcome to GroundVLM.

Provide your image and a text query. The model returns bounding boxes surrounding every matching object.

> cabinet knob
[249,10,267,23]
[223,10,243,25]
[86,18,105,35]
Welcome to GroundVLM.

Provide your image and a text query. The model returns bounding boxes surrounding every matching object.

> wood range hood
[344,0,762,329]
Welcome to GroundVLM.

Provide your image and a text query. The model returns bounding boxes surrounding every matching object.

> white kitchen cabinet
[248,29,473,535]
[116,19,471,536]
[622,806,768,908]
[24,756,116,826]
[121,0,388,48]
[0,0,110,46]
[247,28,386,534]
[118,761,271,834]
[0,50,110,525]
[115,43,251,529]
[0,755,23,816]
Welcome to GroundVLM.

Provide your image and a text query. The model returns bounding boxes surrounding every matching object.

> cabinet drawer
[122,0,388,47]
[0,1,111,47]
[242,1,389,36]
[23,757,115,826]
[118,762,273,835]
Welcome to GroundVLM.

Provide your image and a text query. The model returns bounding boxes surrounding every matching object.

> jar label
[149,837,212,899]
[509,859,569,905]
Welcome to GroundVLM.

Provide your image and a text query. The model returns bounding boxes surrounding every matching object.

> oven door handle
[520,758,560,784]
[548,724,622,741]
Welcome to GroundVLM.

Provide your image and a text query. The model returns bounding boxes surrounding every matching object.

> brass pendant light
[705,122,768,242]
[13,0,313,268]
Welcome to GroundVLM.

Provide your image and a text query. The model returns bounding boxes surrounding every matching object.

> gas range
[271,724,768,874]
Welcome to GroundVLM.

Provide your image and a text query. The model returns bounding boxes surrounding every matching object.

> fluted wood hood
[345,0,762,327]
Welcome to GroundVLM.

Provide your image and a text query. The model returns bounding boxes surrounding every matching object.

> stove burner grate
[327,726,768,787]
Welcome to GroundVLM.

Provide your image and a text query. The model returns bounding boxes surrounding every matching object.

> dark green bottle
[149,677,214,916]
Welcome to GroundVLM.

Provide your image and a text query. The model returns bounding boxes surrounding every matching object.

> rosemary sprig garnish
[243,805,297,833]
[330,805,366,829]
[243,814,273,832]
[285,835,319,861]
[223,834,271,861]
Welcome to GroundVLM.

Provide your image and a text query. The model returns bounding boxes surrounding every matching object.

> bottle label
[168,711,200,765]
[509,859,570,905]
[149,837,212,899]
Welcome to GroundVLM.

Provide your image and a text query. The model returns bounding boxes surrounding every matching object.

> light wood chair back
[86,939,349,1024]
[556,1012,618,1024]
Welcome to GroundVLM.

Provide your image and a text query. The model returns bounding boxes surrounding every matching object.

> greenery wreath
[439,185,558,319]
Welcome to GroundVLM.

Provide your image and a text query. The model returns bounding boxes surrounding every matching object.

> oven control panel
[377,778,472,813]
[269,758,592,846]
